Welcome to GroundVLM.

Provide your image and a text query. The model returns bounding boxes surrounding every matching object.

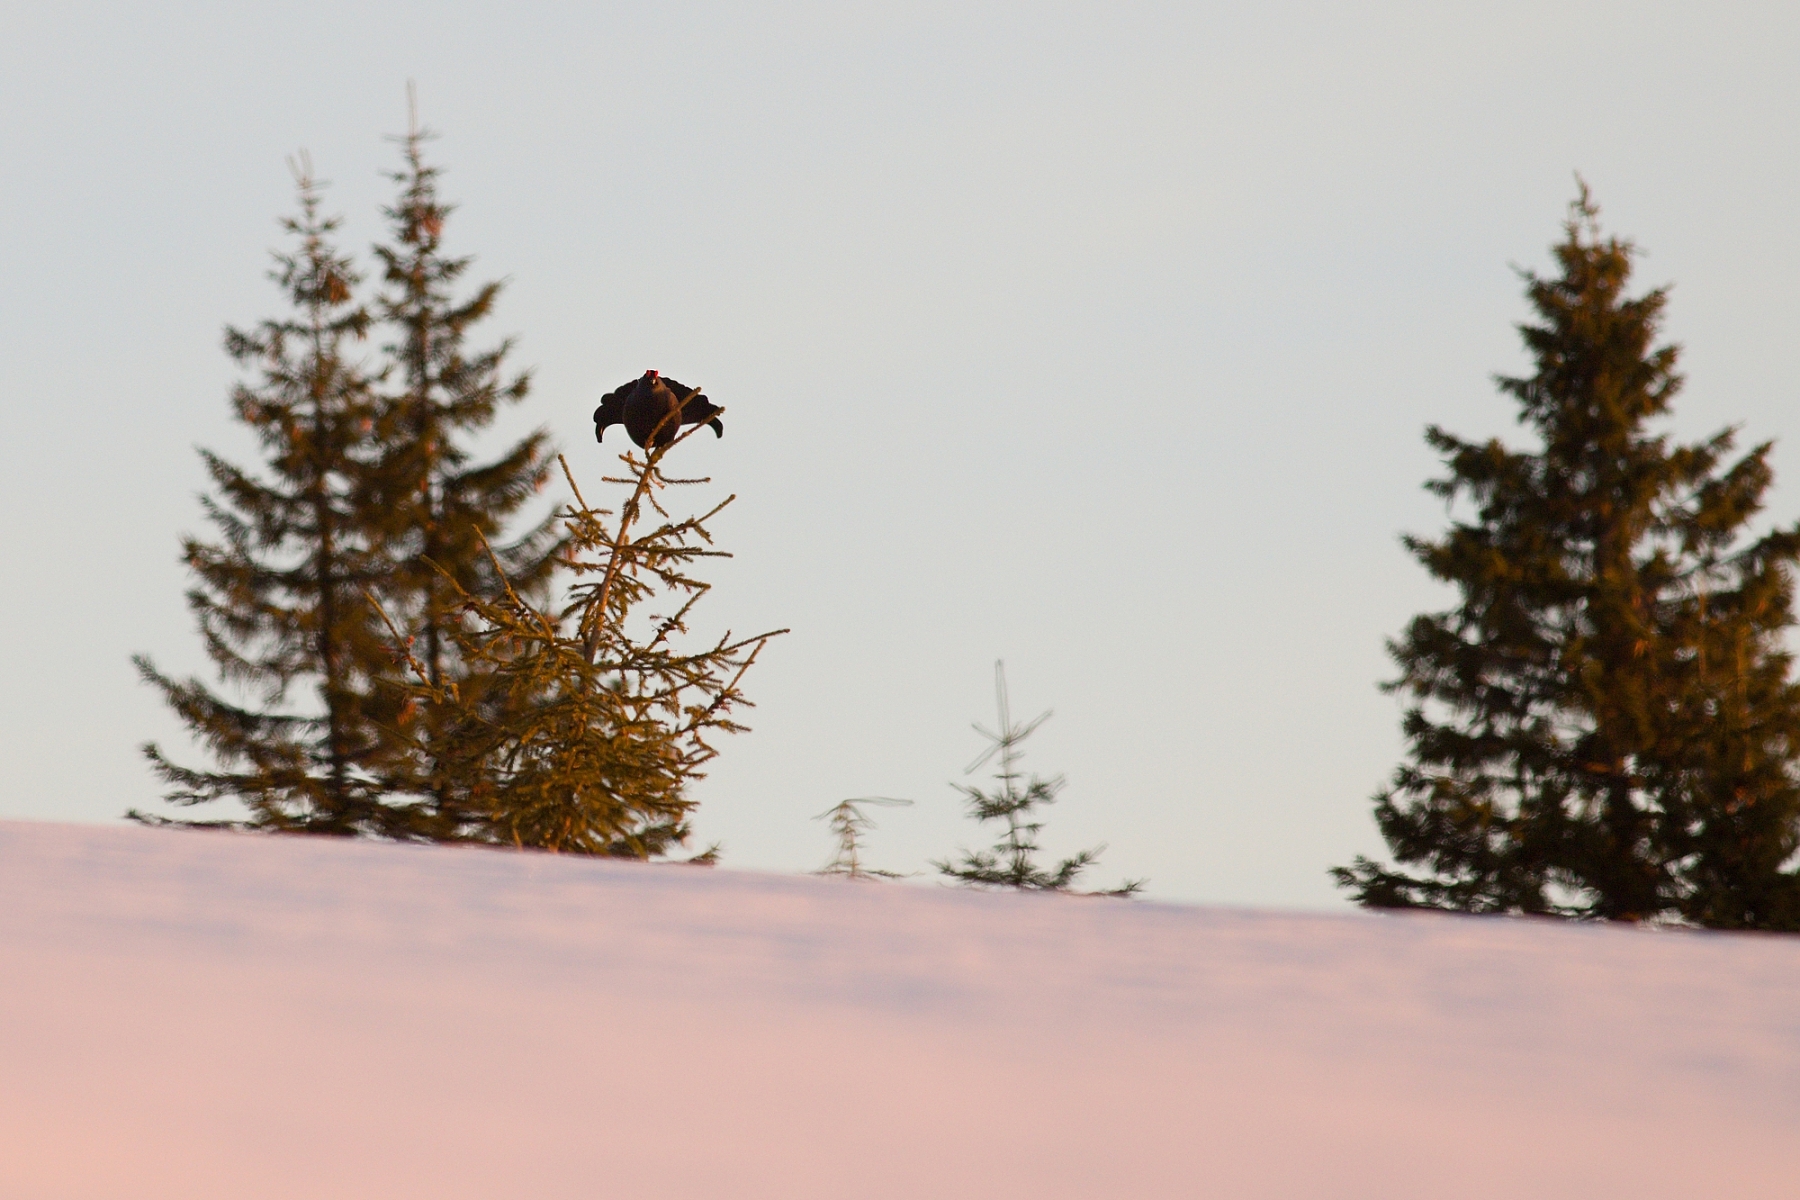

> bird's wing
[593,386,631,441]
[669,381,722,431]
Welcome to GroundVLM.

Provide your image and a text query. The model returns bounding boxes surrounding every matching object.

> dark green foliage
[816,797,912,879]
[134,162,424,835]
[380,433,786,856]
[936,662,1143,895]
[1335,187,1800,928]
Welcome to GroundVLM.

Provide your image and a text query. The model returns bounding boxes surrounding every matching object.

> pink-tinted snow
[2,820,1797,1198]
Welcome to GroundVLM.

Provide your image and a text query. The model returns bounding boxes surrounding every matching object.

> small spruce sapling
[935,662,1143,895]
[816,797,913,879]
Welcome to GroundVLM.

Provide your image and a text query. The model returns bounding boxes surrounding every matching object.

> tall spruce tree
[363,101,558,820]
[1334,187,1800,928]
[134,162,422,834]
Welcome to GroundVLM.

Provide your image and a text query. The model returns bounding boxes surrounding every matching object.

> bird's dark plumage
[593,371,724,448]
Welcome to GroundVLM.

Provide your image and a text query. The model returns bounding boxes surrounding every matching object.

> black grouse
[593,371,724,448]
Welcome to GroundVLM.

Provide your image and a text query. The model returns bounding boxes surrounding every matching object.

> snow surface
[3,821,1798,1198]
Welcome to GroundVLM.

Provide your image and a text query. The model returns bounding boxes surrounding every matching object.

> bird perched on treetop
[593,371,724,448]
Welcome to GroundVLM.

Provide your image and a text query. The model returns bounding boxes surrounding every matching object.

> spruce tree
[1335,187,1800,928]
[379,421,786,856]
[134,161,421,835]
[816,798,912,879]
[935,662,1143,895]
[362,100,558,821]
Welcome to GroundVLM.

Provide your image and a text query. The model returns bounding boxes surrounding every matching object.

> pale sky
[4,0,1798,907]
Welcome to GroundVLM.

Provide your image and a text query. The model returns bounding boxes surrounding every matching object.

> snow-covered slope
[3,820,1796,1198]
